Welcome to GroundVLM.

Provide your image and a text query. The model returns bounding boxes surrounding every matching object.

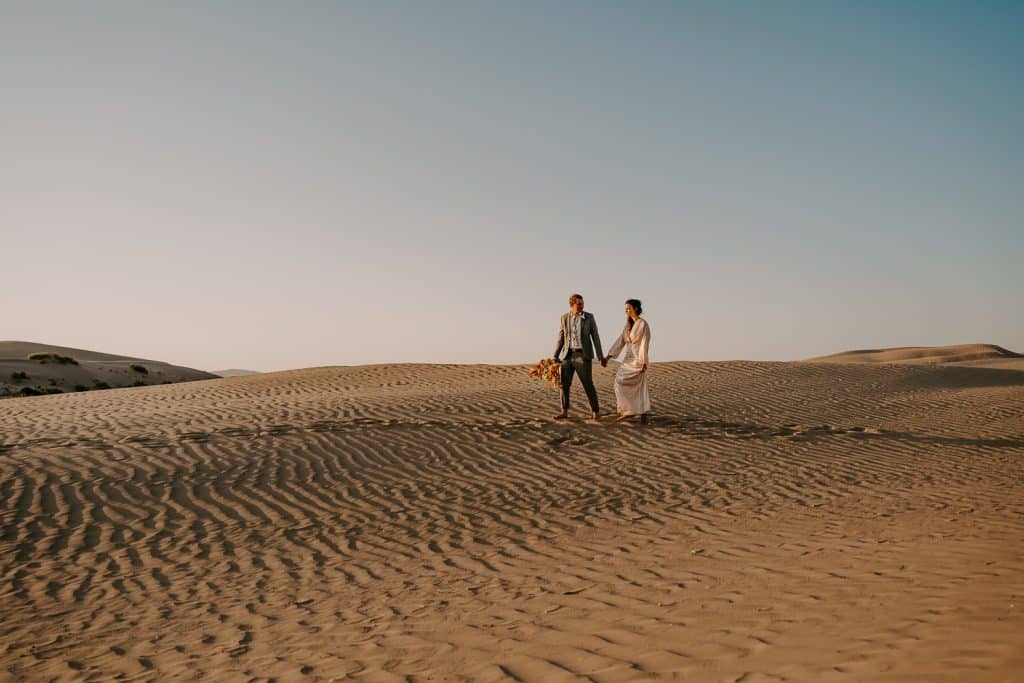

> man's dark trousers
[561,350,599,413]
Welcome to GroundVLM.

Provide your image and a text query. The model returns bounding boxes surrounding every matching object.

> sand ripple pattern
[2,362,1023,681]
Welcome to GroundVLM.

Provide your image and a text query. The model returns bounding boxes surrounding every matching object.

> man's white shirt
[569,312,583,350]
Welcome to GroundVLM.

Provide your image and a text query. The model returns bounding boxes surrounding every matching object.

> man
[552,293,605,420]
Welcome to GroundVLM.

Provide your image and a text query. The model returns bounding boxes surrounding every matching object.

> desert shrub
[19,387,42,396]
[74,384,89,392]
[10,371,28,381]
[92,380,111,390]
[27,353,77,365]
[43,387,63,394]
[130,364,149,374]
[133,380,147,387]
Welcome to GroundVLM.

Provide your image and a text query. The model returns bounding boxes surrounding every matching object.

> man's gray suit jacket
[554,312,604,361]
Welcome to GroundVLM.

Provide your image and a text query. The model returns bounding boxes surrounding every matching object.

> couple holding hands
[552,293,651,424]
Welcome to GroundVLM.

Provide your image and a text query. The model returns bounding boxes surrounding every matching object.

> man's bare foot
[553,412,569,420]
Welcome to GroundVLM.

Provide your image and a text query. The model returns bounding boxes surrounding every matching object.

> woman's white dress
[607,318,651,415]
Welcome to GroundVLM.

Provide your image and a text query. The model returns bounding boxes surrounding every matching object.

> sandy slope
[1,360,1022,681]
[806,343,1022,365]
[0,341,217,397]
[212,369,262,378]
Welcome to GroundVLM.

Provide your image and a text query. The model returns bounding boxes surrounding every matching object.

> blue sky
[3,2,1021,370]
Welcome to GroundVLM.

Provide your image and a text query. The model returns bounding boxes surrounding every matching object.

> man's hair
[568,293,583,304]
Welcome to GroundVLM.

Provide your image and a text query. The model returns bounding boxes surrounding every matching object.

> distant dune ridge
[211,368,261,377]
[1,348,1022,679]
[806,342,1024,368]
[0,341,217,397]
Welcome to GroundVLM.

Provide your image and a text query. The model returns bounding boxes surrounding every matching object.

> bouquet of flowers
[529,358,562,389]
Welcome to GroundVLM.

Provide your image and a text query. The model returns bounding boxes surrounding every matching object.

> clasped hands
[553,356,643,371]
[601,356,647,372]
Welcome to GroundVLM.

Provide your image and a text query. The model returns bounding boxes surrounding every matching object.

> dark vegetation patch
[27,352,78,365]
[19,386,63,396]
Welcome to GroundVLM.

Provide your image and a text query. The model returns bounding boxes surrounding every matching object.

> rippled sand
[2,361,1023,681]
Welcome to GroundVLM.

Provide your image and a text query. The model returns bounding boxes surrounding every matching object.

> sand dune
[212,369,262,378]
[0,341,216,398]
[1,360,1022,680]
[806,342,1022,366]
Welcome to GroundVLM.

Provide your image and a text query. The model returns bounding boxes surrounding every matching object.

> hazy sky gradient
[4,2,1021,371]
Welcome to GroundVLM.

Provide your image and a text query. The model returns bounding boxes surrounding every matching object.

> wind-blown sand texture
[1,358,1022,681]
[1,342,217,398]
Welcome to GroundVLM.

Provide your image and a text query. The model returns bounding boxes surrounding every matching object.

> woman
[605,299,651,424]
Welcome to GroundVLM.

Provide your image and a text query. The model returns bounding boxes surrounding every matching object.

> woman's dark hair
[625,299,643,329]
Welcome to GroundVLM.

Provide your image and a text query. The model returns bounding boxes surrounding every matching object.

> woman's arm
[606,329,626,360]
[636,320,650,368]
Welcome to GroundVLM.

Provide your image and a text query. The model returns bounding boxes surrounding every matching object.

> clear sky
[3,2,1021,371]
